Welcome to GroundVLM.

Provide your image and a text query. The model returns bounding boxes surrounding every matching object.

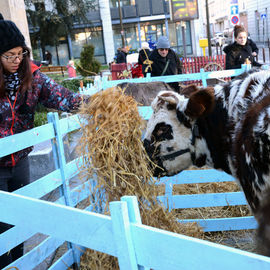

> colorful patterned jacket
[0,62,82,167]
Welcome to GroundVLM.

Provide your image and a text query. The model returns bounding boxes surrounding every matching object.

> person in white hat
[138,42,152,76]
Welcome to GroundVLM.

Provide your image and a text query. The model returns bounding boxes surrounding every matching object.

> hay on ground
[77,87,254,268]
[77,87,203,269]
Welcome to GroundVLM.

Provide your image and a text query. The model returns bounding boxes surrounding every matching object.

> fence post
[110,200,139,270]
[145,72,151,82]
[200,68,207,87]
[47,112,80,269]
[121,196,150,270]
[101,75,109,90]
[241,64,251,72]
[164,181,173,212]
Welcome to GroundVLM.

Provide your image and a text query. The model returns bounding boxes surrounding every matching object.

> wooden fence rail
[1,66,270,269]
[79,64,252,96]
[0,192,270,270]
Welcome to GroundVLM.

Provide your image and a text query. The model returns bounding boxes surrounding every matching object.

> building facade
[31,0,203,66]
[0,0,31,50]
[208,0,269,44]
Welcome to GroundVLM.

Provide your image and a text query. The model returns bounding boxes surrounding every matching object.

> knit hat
[0,13,26,55]
[156,36,170,49]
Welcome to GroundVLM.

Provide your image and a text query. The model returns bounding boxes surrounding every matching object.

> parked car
[211,32,231,47]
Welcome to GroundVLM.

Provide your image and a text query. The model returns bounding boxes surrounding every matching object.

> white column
[192,0,207,56]
[0,0,32,50]
[99,0,115,64]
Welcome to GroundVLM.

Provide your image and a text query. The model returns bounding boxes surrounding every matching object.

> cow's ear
[158,92,178,105]
[184,87,215,118]
[180,84,199,97]
[152,91,179,111]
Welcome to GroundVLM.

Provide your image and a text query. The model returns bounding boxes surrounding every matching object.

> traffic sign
[231,5,239,15]
[231,15,239,25]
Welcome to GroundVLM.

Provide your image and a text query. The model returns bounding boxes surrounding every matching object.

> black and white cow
[143,69,270,255]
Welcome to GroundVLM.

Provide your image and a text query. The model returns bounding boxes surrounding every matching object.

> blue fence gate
[1,66,270,269]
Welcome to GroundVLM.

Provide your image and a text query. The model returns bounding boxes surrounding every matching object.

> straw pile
[77,87,203,269]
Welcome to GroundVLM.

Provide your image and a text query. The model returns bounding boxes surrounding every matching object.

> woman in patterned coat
[0,14,86,268]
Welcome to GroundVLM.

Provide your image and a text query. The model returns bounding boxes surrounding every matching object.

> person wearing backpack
[138,41,152,77]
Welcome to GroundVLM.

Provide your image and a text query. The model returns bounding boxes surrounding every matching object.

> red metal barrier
[110,63,131,80]
[182,55,226,74]
[181,55,226,86]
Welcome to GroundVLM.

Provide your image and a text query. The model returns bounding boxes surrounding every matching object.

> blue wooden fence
[1,66,270,269]
[79,64,252,95]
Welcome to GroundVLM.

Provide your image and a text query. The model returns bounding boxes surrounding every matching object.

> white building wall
[0,0,31,50]
[99,0,115,64]
[202,0,270,43]
[192,0,207,56]
[246,0,269,43]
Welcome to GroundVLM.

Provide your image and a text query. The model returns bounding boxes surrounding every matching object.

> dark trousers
[0,157,30,269]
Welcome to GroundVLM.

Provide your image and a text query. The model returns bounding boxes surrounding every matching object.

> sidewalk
[256,43,270,65]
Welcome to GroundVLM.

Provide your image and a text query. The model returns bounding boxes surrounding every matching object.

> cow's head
[143,85,215,176]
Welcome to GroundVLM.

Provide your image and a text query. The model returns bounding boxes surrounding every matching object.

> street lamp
[117,0,125,47]
[205,0,212,56]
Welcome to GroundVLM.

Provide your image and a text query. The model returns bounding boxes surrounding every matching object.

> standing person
[138,41,152,77]
[223,25,262,70]
[115,47,128,64]
[149,36,182,92]
[44,50,52,65]
[67,59,77,78]
[0,15,87,268]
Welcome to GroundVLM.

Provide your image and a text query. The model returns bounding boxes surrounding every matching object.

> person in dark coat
[44,50,52,65]
[149,36,182,92]
[115,47,128,64]
[138,41,151,76]
[248,37,259,57]
[223,25,262,70]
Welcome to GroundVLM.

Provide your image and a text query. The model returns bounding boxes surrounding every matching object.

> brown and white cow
[143,68,270,255]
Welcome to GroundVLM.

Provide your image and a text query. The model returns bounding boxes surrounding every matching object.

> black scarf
[4,72,21,101]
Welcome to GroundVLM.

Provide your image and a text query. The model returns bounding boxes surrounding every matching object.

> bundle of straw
[78,87,203,269]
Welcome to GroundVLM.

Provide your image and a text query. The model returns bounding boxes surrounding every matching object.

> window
[110,0,135,8]
[175,21,193,55]
[71,28,105,61]
[123,0,135,5]
[113,25,139,51]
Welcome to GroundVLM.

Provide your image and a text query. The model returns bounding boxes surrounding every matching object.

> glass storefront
[113,24,140,52]
[71,27,105,64]
[175,21,193,55]
[31,19,193,65]
[107,20,192,61]
[110,0,136,7]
